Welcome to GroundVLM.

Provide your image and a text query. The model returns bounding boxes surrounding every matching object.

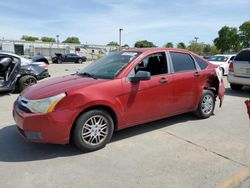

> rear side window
[234,50,250,61]
[193,56,208,70]
[170,52,196,72]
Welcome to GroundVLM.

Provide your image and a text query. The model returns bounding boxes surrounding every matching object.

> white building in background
[0,39,119,60]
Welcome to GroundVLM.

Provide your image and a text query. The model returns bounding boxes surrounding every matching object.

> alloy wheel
[81,115,108,145]
[201,95,213,114]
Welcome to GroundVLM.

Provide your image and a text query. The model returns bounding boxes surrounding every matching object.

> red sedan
[13,48,225,151]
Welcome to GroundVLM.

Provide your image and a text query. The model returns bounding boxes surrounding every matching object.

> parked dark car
[0,53,50,93]
[52,53,87,64]
[13,48,225,152]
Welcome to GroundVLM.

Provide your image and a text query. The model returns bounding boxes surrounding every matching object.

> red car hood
[21,75,106,99]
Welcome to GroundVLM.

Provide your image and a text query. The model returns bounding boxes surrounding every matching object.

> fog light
[25,131,43,140]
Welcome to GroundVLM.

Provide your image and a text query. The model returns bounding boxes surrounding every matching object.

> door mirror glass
[129,71,151,82]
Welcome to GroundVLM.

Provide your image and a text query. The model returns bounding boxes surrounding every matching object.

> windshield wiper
[77,72,97,79]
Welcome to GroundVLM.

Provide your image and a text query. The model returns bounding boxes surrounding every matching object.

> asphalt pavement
[0,63,249,188]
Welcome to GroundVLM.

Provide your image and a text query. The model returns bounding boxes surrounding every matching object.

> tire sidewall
[230,84,243,91]
[73,109,114,152]
[57,59,62,64]
[18,75,37,91]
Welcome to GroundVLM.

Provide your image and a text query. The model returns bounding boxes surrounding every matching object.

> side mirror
[129,71,151,82]
[228,60,233,64]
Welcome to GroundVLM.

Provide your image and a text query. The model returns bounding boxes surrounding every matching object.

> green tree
[21,35,39,41]
[214,26,240,53]
[210,45,220,54]
[203,44,219,55]
[239,21,250,48]
[122,44,130,48]
[187,41,205,55]
[63,37,81,44]
[107,41,119,46]
[134,40,156,48]
[164,42,174,48]
[41,36,56,42]
[177,42,186,49]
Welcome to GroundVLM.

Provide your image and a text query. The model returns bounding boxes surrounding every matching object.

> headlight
[23,93,66,113]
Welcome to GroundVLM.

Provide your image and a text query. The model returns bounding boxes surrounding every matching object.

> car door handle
[194,72,200,77]
[159,77,168,84]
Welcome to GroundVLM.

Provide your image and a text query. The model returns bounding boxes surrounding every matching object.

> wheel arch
[69,104,118,143]
[16,74,37,89]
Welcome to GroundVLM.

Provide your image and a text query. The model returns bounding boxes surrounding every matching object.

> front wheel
[18,75,37,91]
[78,59,83,64]
[73,109,114,152]
[194,90,215,119]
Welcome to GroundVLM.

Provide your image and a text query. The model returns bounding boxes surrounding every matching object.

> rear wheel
[221,68,225,76]
[18,75,37,91]
[57,59,62,64]
[194,90,215,119]
[230,83,243,91]
[73,109,114,152]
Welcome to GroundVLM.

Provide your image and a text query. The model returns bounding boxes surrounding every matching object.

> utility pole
[56,35,59,53]
[194,37,199,43]
[119,28,123,51]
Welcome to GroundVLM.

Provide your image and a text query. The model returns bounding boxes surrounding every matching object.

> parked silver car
[227,49,250,90]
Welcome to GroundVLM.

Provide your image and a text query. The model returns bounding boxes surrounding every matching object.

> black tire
[18,75,37,91]
[230,83,243,91]
[78,59,83,64]
[73,109,114,152]
[221,68,225,76]
[194,90,215,119]
[57,59,62,64]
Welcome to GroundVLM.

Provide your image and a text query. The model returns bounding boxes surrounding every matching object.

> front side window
[79,51,140,79]
[229,56,235,61]
[170,52,196,72]
[129,53,168,77]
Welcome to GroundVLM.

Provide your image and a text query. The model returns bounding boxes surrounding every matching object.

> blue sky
[0,0,249,47]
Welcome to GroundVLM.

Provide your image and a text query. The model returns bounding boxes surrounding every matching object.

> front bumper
[227,74,250,86]
[13,101,73,144]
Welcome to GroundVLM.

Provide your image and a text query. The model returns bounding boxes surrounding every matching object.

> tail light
[228,63,234,72]
[38,62,48,69]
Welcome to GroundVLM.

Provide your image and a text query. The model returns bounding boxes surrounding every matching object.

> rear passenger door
[168,51,201,113]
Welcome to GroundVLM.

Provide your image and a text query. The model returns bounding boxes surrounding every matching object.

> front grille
[17,102,31,113]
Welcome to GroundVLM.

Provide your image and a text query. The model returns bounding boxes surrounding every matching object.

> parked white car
[208,54,236,75]
[227,49,250,90]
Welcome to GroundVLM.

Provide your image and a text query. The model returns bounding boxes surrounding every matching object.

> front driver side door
[122,52,174,127]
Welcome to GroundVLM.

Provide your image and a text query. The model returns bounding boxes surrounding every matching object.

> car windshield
[78,51,140,79]
[208,55,228,62]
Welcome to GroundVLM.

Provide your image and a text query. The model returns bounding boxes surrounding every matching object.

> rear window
[193,56,208,70]
[234,50,250,61]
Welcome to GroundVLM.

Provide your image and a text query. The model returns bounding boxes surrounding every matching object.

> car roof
[124,48,194,54]
[213,54,236,57]
[0,51,21,58]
